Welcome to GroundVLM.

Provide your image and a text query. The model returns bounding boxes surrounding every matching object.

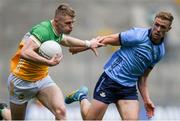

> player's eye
[155,23,160,27]
[160,25,166,30]
[65,21,73,25]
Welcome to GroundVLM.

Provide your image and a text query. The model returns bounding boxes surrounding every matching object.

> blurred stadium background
[0,0,180,120]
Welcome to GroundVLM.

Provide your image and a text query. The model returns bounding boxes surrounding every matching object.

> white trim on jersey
[29,35,41,47]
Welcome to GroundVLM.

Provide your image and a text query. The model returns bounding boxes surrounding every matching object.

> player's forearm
[62,36,87,47]
[101,34,120,46]
[138,77,151,102]
[20,49,49,65]
[138,68,152,102]
[20,38,50,65]
[69,47,89,54]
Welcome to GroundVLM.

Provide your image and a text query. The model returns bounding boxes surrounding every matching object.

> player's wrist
[84,40,91,48]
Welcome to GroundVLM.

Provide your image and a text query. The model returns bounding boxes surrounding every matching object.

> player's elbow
[20,50,26,58]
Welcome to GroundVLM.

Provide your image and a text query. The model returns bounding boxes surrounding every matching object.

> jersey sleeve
[29,25,50,44]
[120,28,141,46]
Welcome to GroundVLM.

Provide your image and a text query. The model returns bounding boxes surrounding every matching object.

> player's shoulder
[130,27,148,34]
[40,20,51,27]
[29,20,52,41]
[31,20,51,32]
[131,27,149,40]
[125,27,148,36]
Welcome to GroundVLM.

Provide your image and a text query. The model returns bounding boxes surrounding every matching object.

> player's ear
[168,26,172,31]
[54,18,58,23]
[167,26,171,32]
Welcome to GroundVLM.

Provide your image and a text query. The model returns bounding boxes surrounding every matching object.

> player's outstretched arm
[68,33,120,55]
[98,33,121,46]
[62,36,104,56]
[60,35,104,48]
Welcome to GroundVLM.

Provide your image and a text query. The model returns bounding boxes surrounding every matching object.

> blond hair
[55,3,75,18]
[155,11,174,25]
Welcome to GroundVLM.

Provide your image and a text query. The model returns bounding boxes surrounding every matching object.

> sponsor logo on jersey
[100,92,106,97]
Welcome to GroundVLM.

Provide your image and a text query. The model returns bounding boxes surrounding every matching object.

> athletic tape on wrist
[85,40,91,48]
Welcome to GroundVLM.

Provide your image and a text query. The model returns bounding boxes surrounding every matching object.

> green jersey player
[8,3,103,120]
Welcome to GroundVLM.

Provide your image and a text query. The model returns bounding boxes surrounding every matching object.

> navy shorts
[93,72,138,104]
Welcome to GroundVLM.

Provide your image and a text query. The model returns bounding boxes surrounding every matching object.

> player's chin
[64,30,72,34]
[152,36,161,42]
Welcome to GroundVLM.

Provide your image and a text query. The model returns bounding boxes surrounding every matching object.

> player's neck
[152,38,163,44]
[51,20,61,36]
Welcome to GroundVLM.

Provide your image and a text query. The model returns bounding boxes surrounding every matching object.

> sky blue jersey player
[104,27,165,87]
[65,11,174,120]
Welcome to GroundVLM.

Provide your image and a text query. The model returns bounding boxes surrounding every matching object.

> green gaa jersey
[30,20,64,45]
[11,20,64,81]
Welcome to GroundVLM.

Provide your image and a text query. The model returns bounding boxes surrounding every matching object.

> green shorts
[7,73,55,104]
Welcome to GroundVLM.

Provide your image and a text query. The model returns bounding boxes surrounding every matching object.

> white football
[39,40,62,59]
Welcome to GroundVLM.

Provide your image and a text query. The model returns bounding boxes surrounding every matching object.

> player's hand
[89,38,105,48]
[88,38,105,56]
[96,36,107,45]
[48,54,63,66]
[144,101,155,119]
[90,48,99,56]
[68,38,105,56]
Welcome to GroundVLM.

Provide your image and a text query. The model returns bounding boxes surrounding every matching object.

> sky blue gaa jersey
[104,27,165,87]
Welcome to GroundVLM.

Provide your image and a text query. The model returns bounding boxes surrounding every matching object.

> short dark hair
[155,11,174,25]
[55,3,75,18]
